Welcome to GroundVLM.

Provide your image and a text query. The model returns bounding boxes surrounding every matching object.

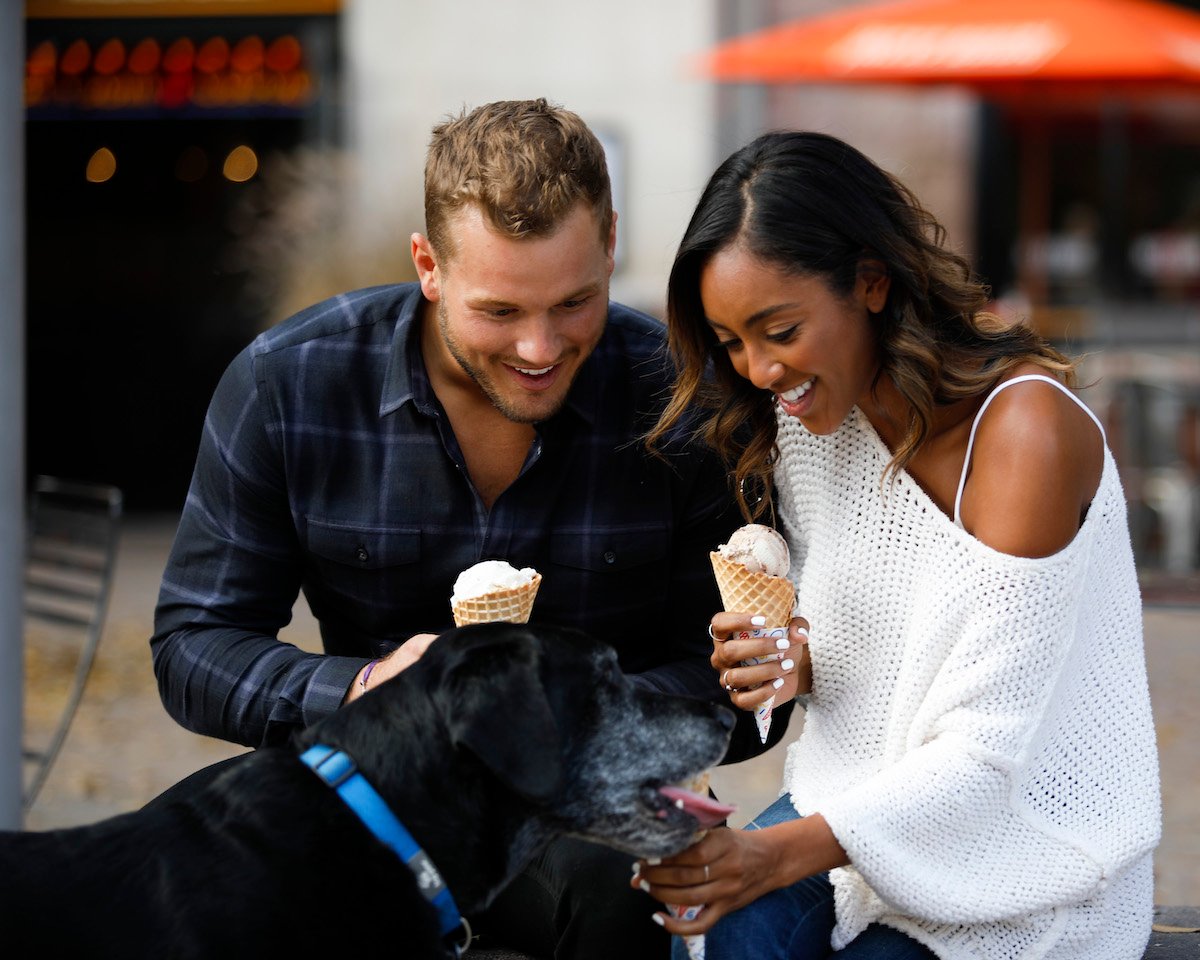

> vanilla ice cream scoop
[451,560,539,605]
[716,524,789,577]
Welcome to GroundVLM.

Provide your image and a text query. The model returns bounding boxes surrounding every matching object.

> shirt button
[355,545,370,563]
[603,550,616,564]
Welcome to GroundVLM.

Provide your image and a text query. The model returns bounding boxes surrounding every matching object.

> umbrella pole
[1099,100,1130,302]
[0,0,25,829]
[714,0,769,165]
[1017,111,1052,308]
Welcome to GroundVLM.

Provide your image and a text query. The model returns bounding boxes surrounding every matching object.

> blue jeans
[672,795,937,960]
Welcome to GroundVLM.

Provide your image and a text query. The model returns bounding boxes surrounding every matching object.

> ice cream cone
[668,769,714,960]
[669,905,706,959]
[709,552,795,744]
[682,770,710,798]
[709,551,794,626]
[451,573,542,626]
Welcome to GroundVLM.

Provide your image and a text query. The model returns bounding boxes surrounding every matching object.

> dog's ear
[443,635,565,804]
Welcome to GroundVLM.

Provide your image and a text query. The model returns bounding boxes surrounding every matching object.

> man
[151,99,789,958]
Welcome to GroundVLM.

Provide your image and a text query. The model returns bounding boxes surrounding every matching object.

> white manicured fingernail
[631,862,641,874]
[795,626,809,640]
[776,638,790,650]
[772,677,785,689]
[781,659,794,671]
[639,880,651,893]
[646,857,661,865]
[651,913,666,927]
[750,615,766,626]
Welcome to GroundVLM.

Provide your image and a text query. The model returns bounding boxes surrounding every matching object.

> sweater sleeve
[814,540,1120,925]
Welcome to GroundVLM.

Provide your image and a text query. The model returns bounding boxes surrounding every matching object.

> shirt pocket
[547,525,670,572]
[542,524,671,628]
[304,518,422,613]
[306,518,421,568]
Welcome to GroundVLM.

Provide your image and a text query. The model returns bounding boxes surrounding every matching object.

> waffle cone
[682,770,711,796]
[709,552,794,626]
[452,573,542,626]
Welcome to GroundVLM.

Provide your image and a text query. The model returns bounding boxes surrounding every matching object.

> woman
[638,132,1160,959]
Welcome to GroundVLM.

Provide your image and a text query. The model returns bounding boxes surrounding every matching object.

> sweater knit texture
[775,402,1161,960]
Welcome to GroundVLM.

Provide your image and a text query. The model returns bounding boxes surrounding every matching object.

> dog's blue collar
[300,744,470,955]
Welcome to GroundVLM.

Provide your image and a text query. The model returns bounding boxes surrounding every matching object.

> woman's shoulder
[959,364,1105,559]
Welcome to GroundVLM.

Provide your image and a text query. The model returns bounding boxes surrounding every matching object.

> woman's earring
[739,476,765,508]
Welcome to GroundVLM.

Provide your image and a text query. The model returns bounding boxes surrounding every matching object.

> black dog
[0,623,734,958]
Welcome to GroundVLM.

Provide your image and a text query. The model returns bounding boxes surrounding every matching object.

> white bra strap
[953,374,1105,527]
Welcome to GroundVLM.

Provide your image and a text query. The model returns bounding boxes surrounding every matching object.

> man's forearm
[151,625,363,747]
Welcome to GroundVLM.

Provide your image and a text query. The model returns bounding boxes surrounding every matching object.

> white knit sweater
[775,399,1161,960]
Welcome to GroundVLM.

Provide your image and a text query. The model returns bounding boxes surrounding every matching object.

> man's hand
[343,633,439,703]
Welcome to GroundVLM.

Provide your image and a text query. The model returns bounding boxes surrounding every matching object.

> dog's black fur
[0,623,733,958]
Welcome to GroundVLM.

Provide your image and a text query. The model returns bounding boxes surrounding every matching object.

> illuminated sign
[26,1,340,17]
[26,31,317,115]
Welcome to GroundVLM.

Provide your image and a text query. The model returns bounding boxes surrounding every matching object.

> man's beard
[437,300,569,424]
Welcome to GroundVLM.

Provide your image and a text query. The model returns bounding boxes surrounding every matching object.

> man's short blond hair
[424,99,613,260]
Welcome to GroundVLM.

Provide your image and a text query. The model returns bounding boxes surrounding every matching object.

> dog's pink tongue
[658,785,737,830]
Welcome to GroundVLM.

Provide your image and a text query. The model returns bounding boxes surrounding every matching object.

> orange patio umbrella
[703,0,1200,306]
[705,0,1200,94]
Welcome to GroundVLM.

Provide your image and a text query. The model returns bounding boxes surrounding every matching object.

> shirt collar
[560,340,601,427]
[378,286,603,429]
[379,286,427,418]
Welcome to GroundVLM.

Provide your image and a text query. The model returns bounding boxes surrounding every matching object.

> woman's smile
[776,378,814,416]
[699,245,888,436]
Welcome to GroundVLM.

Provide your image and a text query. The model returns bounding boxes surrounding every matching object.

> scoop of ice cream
[716,524,789,577]
[451,560,539,603]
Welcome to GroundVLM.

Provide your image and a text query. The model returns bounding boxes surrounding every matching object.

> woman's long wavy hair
[647,131,1074,521]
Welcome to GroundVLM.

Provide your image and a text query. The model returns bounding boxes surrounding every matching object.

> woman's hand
[709,613,811,712]
[632,828,782,934]
[631,815,848,935]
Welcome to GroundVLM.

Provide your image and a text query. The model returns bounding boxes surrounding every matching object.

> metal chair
[22,475,123,811]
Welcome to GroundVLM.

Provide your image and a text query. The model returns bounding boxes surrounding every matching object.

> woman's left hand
[711,614,811,712]
[631,827,785,935]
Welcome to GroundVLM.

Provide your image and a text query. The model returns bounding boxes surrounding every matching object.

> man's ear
[858,259,890,313]
[443,638,564,804]
[411,232,441,302]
